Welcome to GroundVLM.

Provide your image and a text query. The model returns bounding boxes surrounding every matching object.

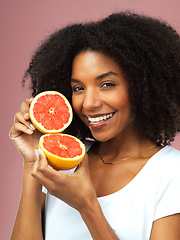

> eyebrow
[71,71,118,83]
[96,71,118,80]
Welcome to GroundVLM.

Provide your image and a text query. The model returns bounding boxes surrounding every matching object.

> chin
[90,130,114,142]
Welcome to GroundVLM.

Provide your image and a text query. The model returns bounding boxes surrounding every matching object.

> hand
[32,149,97,212]
[9,99,42,164]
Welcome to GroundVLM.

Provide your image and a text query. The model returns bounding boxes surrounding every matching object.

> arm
[10,99,44,240]
[10,164,45,240]
[150,214,180,240]
[80,200,119,240]
[150,154,180,240]
[32,149,119,240]
[30,149,180,240]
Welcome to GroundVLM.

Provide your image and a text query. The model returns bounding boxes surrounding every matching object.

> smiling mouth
[87,113,113,122]
[86,112,115,128]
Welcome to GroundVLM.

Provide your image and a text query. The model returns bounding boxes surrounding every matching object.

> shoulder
[139,146,180,189]
[153,146,180,182]
[152,147,180,221]
[155,146,180,170]
[159,145,180,158]
[148,146,180,201]
[153,146,180,186]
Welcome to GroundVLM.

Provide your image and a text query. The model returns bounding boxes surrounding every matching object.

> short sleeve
[154,157,180,221]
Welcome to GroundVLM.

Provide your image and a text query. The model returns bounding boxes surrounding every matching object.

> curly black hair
[23,11,180,146]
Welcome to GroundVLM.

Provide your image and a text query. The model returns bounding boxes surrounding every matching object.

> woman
[10,12,180,239]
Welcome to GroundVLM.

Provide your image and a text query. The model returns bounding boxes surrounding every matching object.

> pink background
[1,0,180,239]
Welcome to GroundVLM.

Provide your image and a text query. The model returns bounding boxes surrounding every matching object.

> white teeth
[87,113,113,123]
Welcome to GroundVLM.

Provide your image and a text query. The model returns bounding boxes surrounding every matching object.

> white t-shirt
[43,146,180,240]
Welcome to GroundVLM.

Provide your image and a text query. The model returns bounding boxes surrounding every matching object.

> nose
[83,88,102,111]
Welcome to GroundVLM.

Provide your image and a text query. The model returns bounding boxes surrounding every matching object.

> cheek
[110,91,130,109]
[113,94,132,118]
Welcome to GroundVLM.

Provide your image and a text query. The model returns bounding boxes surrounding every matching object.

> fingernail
[34,149,39,161]
[38,148,43,156]
[27,128,33,134]
[30,124,35,130]
[34,149,38,158]
[24,113,29,119]
[29,97,34,103]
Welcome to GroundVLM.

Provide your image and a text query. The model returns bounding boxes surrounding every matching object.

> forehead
[71,50,122,77]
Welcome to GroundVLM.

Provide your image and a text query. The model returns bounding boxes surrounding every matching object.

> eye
[72,85,84,92]
[101,82,116,88]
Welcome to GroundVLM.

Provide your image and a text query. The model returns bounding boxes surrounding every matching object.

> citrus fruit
[39,133,85,170]
[29,91,73,133]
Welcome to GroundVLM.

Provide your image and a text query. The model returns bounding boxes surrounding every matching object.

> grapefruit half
[39,134,85,170]
[29,91,73,133]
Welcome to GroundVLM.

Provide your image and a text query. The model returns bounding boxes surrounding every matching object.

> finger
[21,99,33,120]
[37,149,67,180]
[31,149,65,191]
[76,153,89,173]
[9,122,34,140]
[15,111,36,131]
[81,153,89,166]
[26,97,34,104]
[31,149,53,187]
[31,149,63,181]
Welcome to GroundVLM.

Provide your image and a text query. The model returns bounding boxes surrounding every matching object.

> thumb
[75,153,89,173]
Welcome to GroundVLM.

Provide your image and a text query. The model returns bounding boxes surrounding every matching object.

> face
[71,50,133,142]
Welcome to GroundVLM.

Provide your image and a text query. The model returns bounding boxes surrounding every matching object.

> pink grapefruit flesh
[29,91,73,133]
[39,134,85,170]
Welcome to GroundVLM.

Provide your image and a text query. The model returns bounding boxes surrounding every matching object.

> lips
[85,112,115,129]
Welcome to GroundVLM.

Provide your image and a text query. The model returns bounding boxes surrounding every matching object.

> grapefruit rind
[29,91,73,134]
[39,134,86,170]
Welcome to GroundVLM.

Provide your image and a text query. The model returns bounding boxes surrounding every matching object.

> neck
[99,124,154,160]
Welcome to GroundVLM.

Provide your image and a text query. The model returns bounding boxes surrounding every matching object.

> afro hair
[23,11,180,146]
